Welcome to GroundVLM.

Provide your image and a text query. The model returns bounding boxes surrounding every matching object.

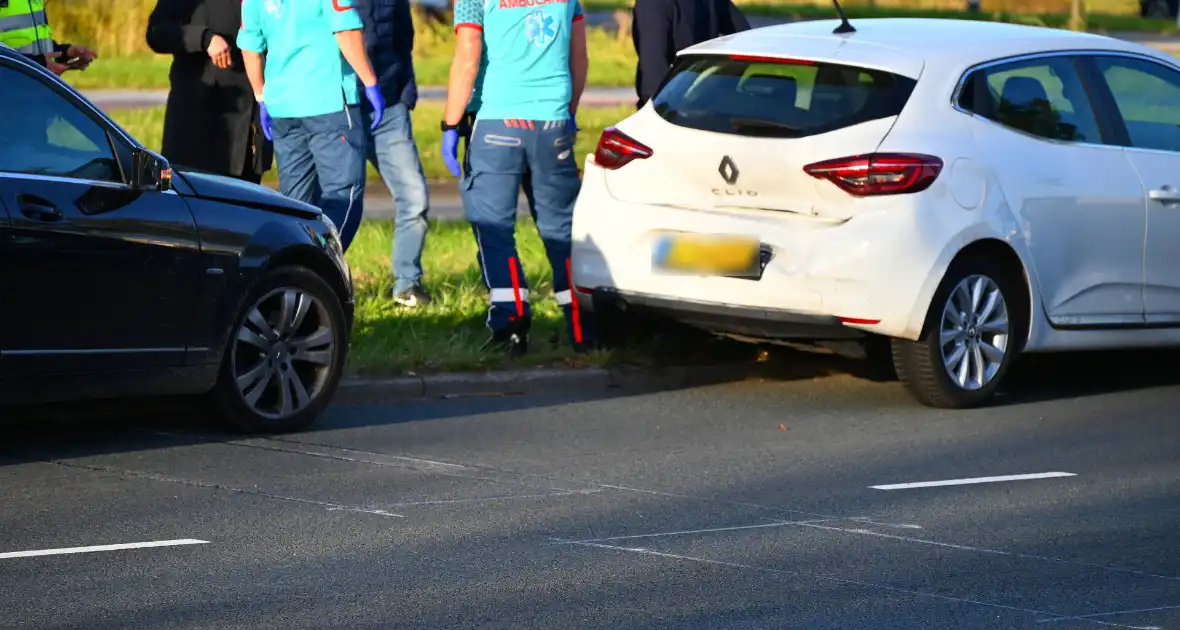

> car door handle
[1149,187,1180,203]
[17,196,63,222]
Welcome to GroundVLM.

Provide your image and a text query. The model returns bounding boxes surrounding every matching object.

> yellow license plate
[653,233,762,277]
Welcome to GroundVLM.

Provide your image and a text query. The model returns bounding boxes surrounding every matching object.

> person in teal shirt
[441,0,593,356]
[238,0,384,251]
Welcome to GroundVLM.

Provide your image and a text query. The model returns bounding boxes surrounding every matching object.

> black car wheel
[208,265,348,433]
[891,255,1022,409]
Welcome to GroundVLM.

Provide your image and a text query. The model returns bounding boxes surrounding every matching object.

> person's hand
[442,129,461,178]
[364,85,385,130]
[566,118,580,135]
[258,102,273,141]
[46,58,70,75]
[206,35,230,69]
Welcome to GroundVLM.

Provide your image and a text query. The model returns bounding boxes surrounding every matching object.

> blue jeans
[271,106,367,251]
[460,118,594,346]
[365,103,431,294]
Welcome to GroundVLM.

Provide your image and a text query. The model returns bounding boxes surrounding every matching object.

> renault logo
[718,155,739,185]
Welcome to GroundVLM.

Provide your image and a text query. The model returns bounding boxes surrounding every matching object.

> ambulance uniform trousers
[460,118,594,347]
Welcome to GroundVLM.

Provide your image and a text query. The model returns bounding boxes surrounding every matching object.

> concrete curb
[334,362,755,405]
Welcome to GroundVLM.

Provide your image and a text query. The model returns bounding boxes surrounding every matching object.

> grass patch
[585,0,1178,32]
[62,23,637,91]
[104,103,634,184]
[54,0,1180,92]
[344,219,607,375]
[344,219,754,375]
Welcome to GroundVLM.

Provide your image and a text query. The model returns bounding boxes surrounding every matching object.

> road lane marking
[549,518,840,545]
[555,538,1152,630]
[870,472,1076,490]
[386,488,602,507]
[792,522,1180,583]
[33,459,406,518]
[1037,604,1180,625]
[0,539,207,560]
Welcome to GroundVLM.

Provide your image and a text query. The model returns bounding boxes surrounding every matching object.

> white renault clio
[571,17,1180,408]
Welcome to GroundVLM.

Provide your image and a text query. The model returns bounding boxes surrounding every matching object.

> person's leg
[306,106,368,251]
[369,102,433,305]
[526,119,595,350]
[270,116,318,204]
[461,118,529,352]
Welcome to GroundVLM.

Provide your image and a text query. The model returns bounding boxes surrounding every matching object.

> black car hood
[176,170,321,219]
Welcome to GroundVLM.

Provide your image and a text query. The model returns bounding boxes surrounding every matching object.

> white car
[571,17,1180,408]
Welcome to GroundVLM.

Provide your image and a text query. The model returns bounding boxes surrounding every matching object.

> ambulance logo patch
[524,10,556,46]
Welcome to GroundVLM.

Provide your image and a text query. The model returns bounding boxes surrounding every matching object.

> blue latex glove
[442,129,461,178]
[258,102,273,141]
[566,118,580,135]
[365,85,386,130]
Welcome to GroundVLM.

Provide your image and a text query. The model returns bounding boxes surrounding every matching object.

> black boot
[483,319,529,358]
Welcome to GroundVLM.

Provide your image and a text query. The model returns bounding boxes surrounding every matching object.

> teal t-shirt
[454,0,584,121]
[237,0,364,119]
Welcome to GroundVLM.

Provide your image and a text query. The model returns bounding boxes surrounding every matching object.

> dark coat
[353,0,419,109]
[632,0,750,108]
[145,0,272,180]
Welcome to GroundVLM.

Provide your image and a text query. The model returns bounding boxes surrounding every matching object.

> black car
[0,45,354,433]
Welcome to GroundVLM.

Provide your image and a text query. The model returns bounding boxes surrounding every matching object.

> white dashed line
[870,472,1077,490]
[556,539,1154,630]
[0,539,208,560]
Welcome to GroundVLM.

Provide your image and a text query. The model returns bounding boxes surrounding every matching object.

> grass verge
[104,103,635,184]
[345,218,600,374]
[583,0,1180,32]
[57,0,1180,92]
[63,25,637,91]
[344,219,753,375]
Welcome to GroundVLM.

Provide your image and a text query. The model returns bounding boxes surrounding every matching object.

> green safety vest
[0,0,54,57]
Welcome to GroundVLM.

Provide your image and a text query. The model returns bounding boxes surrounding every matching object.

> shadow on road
[2,334,1180,465]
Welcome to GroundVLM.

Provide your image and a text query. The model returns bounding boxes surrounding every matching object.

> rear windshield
[650,55,918,138]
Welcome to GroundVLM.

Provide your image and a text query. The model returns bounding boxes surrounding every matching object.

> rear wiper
[729,117,802,133]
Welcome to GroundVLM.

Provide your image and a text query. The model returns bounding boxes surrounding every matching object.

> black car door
[0,59,203,376]
[0,192,10,375]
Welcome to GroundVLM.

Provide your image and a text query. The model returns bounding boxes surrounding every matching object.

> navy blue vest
[354,0,419,109]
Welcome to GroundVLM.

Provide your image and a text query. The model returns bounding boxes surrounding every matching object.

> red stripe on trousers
[565,258,583,344]
[508,257,524,317]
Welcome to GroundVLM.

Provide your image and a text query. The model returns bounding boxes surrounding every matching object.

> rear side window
[650,55,918,138]
[1093,55,1180,153]
[958,56,1103,144]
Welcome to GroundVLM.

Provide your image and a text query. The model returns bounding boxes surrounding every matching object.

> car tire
[891,255,1022,409]
[592,297,651,349]
[207,265,349,433]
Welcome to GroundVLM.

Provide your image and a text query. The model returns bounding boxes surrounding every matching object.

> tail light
[594,127,653,170]
[803,153,943,196]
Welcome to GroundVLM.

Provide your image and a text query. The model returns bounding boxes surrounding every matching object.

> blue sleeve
[236,0,267,53]
[453,0,484,31]
[324,0,364,32]
[573,0,584,21]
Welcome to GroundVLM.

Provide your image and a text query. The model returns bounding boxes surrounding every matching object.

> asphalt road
[4,349,1180,629]
[365,185,530,222]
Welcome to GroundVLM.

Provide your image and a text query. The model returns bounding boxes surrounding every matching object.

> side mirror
[132,148,173,193]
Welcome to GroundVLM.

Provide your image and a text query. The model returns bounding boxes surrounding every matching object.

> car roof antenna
[832,0,856,34]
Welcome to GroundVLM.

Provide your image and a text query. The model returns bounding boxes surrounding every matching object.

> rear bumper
[579,288,864,340]
[570,159,980,341]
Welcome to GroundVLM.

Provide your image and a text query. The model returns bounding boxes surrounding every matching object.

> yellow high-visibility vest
[0,0,54,57]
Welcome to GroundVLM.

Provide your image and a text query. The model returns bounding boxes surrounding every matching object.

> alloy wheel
[231,287,337,419]
[939,274,1009,391]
